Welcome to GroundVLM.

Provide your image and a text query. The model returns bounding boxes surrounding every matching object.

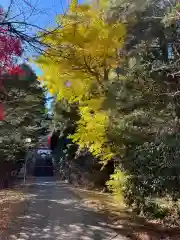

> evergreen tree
[0,64,47,162]
[105,0,180,218]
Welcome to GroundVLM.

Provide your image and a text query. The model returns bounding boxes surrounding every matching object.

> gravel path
[6,178,129,240]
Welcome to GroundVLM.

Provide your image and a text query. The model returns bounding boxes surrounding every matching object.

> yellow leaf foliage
[35,0,125,161]
[71,106,108,155]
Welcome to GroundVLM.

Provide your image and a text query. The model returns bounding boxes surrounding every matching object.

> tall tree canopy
[36,0,125,162]
[35,0,180,224]
[0,64,47,162]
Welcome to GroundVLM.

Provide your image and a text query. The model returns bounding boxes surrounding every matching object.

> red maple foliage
[0,103,4,120]
[0,8,22,75]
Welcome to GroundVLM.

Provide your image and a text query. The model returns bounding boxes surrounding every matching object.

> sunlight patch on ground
[0,190,24,203]
[70,187,180,240]
[0,189,25,237]
[71,187,125,214]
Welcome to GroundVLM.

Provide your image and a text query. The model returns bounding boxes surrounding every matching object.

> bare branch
[3,0,14,21]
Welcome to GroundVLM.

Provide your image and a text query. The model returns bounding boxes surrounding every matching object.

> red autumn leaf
[0,103,4,121]
[8,66,24,76]
[0,8,22,75]
[48,135,51,146]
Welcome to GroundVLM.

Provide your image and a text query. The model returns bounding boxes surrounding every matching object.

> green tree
[0,63,47,165]
[106,0,180,220]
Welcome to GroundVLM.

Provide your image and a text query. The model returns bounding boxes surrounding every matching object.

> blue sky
[2,0,69,27]
[1,0,84,110]
[1,0,84,29]
[1,0,84,63]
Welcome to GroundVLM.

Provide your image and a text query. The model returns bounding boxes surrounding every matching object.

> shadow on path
[7,178,129,240]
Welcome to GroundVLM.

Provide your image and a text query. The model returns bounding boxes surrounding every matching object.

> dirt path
[6,178,129,240]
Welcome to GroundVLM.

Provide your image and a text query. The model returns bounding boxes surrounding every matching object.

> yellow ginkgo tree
[35,0,125,162]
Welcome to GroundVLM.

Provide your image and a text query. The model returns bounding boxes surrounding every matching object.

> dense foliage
[36,0,180,223]
[105,0,180,221]
[0,8,22,74]
[0,64,47,188]
[0,6,49,188]
[36,0,125,162]
[0,64,47,161]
